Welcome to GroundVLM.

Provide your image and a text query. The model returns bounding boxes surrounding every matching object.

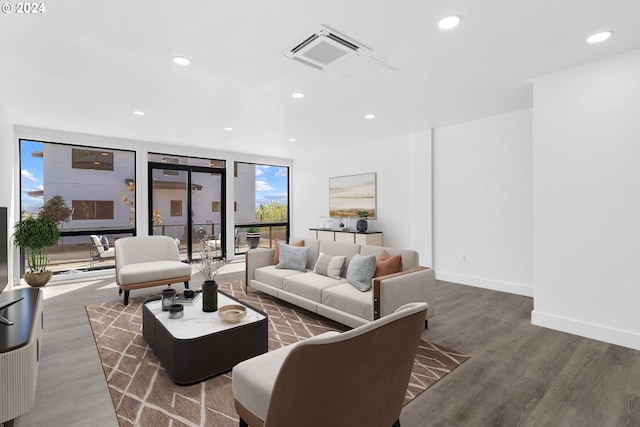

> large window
[19,139,136,274]
[234,162,289,253]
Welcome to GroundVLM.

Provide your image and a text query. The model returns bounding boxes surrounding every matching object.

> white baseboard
[435,271,533,297]
[531,310,640,351]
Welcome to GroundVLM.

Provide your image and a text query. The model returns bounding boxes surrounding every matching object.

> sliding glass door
[148,154,225,262]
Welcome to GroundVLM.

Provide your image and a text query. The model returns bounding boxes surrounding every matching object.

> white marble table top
[145,292,266,340]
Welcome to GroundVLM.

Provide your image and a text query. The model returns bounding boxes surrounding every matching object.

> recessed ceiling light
[587,31,613,44]
[364,114,376,120]
[133,111,145,116]
[291,92,305,99]
[438,15,461,30]
[289,138,296,142]
[172,56,191,66]
[224,127,233,131]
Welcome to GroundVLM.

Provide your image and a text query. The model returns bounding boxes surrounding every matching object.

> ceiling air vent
[284,25,370,72]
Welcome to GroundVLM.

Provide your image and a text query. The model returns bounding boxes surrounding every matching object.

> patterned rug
[86,280,469,427]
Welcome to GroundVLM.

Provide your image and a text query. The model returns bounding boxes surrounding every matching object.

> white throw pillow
[313,252,346,280]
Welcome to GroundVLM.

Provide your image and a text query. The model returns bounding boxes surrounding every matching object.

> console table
[309,228,383,246]
[0,288,43,427]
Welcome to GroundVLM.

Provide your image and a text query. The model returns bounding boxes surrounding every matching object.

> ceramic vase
[202,280,218,312]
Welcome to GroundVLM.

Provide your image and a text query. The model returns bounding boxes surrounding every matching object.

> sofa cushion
[276,242,310,272]
[346,254,376,291]
[282,272,347,303]
[117,260,191,286]
[374,250,403,277]
[254,265,305,289]
[272,239,304,265]
[321,283,374,320]
[313,252,346,279]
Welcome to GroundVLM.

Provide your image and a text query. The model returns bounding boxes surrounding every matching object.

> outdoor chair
[232,302,428,427]
[90,235,115,265]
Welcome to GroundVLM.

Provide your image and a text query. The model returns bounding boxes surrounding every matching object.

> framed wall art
[329,173,377,219]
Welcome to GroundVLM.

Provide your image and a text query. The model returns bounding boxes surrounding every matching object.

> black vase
[356,218,368,232]
[202,280,218,312]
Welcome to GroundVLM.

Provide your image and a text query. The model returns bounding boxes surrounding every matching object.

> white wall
[433,110,533,296]
[0,102,15,289]
[532,49,640,350]
[291,131,433,266]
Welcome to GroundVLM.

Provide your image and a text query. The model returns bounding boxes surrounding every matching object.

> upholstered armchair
[115,235,192,305]
[232,302,428,427]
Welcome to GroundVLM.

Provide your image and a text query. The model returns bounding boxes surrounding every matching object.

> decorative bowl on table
[218,305,247,323]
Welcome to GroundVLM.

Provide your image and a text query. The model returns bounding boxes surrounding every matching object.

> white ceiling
[1,1,639,158]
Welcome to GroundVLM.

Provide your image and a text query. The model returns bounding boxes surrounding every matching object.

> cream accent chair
[232,302,428,427]
[115,235,192,305]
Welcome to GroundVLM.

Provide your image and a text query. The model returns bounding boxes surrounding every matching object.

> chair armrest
[245,249,276,284]
[372,267,436,320]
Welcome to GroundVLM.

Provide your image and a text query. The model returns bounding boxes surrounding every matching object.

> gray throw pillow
[313,252,346,279]
[276,241,310,272]
[346,254,377,291]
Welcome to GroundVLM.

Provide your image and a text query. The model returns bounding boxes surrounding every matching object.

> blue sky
[255,165,288,206]
[20,140,44,214]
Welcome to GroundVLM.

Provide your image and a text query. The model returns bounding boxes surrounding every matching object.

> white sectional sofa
[245,237,436,328]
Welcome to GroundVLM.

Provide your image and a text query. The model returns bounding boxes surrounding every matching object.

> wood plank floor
[13,274,640,426]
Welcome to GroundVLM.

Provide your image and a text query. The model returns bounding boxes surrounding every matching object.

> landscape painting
[329,173,377,219]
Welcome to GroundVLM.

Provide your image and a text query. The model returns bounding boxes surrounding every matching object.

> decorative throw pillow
[276,241,310,272]
[313,252,346,280]
[273,239,304,265]
[375,250,403,278]
[99,235,109,251]
[346,254,377,291]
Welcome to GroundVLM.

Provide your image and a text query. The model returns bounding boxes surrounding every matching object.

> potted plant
[356,210,369,233]
[13,216,61,287]
[246,227,261,250]
[195,239,227,312]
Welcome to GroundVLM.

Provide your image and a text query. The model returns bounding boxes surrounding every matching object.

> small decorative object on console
[356,210,369,232]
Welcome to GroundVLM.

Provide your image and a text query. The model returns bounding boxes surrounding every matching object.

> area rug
[86,280,469,427]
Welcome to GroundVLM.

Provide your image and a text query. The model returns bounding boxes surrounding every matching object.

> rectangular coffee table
[142,291,268,385]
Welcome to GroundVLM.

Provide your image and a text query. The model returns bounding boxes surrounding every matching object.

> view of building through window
[19,139,136,273]
[17,142,291,272]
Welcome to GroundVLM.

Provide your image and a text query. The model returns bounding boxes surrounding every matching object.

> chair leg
[123,290,130,306]
[118,287,122,295]
[424,319,428,329]
[239,417,248,427]
[184,281,189,289]
[392,419,400,427]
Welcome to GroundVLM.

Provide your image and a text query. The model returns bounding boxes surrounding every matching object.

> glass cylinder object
[169,304,184,319]
[202,280,218,312]
[161,288,176,311]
